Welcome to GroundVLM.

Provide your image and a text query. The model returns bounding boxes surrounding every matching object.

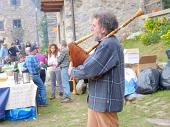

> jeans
[0,58,6,65]
[50,69,63,97]
[40,69,46,84]
[61,67,70,97]
[32,74,46,105]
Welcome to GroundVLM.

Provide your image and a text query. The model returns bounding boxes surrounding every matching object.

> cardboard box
[124,48,139,64]
[126,55,157,75]
[137,55,157,74]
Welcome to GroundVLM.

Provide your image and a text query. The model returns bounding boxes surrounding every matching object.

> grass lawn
[1,40,170,127]
[1,84,170,127]
[119,90,170,127]
[122,40,168,62]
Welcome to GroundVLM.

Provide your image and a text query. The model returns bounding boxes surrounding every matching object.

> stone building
[41,0,170,48]
[46,12,58,43]
[0,0,40,47]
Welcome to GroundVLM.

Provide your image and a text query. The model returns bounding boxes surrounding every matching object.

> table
[0,81,37,120]
[0,82,37,110]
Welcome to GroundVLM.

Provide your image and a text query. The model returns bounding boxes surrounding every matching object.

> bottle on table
[13,61,19,84]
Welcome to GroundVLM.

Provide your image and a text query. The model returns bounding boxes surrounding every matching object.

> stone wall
[59,0,143,48]
[0,0,39,46]
[46,0,169,49]
[46,12,58,44]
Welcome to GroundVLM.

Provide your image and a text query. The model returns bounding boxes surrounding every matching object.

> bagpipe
[68,8,143,68]
[68,8,144,94]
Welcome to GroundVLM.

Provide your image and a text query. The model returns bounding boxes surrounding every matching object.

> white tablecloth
[0,82,37,110]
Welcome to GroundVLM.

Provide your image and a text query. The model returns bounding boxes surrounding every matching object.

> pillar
[64,0,76,43]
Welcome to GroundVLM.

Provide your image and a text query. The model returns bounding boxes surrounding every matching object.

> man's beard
[95,36,100,41]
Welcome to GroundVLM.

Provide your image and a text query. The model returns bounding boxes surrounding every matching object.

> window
[144,0,170,14]
[0,21,4,31]
[13,19,21,28]
[163,0,170,9]
[10,0,21,6]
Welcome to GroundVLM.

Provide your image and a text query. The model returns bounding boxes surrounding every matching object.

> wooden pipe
[87,8,144,53]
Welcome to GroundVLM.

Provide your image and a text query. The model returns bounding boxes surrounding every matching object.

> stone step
[146,118,170,126]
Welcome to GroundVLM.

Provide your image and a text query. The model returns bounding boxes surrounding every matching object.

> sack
[124,68,137,96]
[76,80,87,95]
[160,65,170,90]
[166,48,170,60]
[5,107,36,120]
[136,69,160,94]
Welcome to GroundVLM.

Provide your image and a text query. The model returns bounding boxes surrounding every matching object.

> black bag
[160,65,170,90]
[166,48,170,60]
[136,68,160,94]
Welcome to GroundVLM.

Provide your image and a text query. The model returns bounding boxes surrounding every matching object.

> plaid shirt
[23,54,40,75]
[58,47,69,68]
[71,36,125,112]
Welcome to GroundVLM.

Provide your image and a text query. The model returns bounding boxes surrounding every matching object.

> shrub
[161,30,170,40]
[139,17,170,45]
[159,17,170,35]
[161,30,170,47]
[140,32,160,45]
[40,47,48,54]
[144,18,160,33]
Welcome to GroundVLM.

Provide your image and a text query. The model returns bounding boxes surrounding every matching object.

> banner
[0,87,10,120]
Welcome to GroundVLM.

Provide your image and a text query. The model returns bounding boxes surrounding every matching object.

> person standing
[23,45,46,106]
[58,41,72,103]
[36,47,47,84]
[8,43,18,62]
[0,43,8,65]
[48,44,63,99]
[25,41,31,48]
[69,11,125,127]
[15,39,22,53]
[0,43,8,73]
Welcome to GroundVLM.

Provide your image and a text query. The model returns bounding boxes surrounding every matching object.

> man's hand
[55,64,59,68]
[48,64,53,67]
[68,65,73,76]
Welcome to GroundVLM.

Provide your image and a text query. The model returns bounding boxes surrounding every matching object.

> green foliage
[163,0,170,9]
[140,32,160,45]
[161,30,170,40]
[144,17,169,35]
[39,14,49,48]
[144,18,160,33]
[138,17,170,46]
[159,17,170,35]
[161,30,170,47]
[39,47,48,54]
